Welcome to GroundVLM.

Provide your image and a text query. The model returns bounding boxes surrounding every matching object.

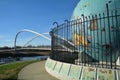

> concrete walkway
[18,61,59,80]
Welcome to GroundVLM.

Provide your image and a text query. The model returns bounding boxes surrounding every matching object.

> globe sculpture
[71,0,120,62]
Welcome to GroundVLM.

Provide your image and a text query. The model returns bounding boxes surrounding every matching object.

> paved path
[18,61,59,80]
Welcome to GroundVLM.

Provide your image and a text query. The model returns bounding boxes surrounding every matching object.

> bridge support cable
[23,33,50,47]
[14,29,51,51]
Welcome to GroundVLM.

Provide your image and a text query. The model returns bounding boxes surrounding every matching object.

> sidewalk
[18,60,59,80]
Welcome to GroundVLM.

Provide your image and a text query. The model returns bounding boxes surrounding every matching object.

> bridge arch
[14,29,51,51]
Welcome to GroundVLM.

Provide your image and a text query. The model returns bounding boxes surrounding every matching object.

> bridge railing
[50,9,120,69]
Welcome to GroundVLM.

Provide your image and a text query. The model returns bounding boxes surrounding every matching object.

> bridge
[0,47,51,52]
[0,29,74,58]
[0,47,51,58]
[0,29,52,58]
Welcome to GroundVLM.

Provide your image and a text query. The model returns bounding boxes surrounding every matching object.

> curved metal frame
[14,29,51,51]
[23,33,50,47]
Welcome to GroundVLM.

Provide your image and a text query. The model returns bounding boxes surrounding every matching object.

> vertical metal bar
[75,18,79,64]
[72,20,75,62]
[91,15,96,67]
[99,13,103,68]
[106,3,112,69]
[85,16,88,66]
[95,14,99,67]
[75,19,78,64]
[88,16,92,67]
[115,10,119,69]
[72,20,76,54]
[81,14,85,65]
[65,20,69,61]
[75,19,78,62]
[79,18,83,65]
[103,13,107,68]
[78,18,83,65]
[78,18,81,64]
[60,25,62,61]
[62,24,64,62]
[71,20,75,63]
[63,24,65,62]
[53,22,59,60]
[57,23,59,61]
[50,30,53,59]
[111,10,116,68]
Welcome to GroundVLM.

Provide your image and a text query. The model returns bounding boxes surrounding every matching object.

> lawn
[0,60,39,80]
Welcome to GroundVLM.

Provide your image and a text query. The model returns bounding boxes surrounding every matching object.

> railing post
[81,14,86,65]
[106,3,112,68]
[49,30,53,59]
[52,22,59,60]
[64,19,69,60]
[115,9,119,69]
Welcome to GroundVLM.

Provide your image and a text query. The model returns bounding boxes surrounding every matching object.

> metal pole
[106,3,112,68]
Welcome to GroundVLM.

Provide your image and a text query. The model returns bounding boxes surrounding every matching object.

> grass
[0,60,39,80]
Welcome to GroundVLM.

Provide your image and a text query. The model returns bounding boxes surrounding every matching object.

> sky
[0,0,79,47]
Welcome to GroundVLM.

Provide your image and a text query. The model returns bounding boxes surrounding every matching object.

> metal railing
[50,9,120,69]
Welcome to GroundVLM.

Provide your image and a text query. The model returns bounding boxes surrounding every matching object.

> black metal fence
[50,9,120,69]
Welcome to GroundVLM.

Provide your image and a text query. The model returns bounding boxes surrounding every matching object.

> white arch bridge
[0,29,51,57]
[0,29,75,57]
[14,29,51,50]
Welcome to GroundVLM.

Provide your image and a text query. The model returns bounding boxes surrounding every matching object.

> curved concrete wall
[45,58,120,80]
